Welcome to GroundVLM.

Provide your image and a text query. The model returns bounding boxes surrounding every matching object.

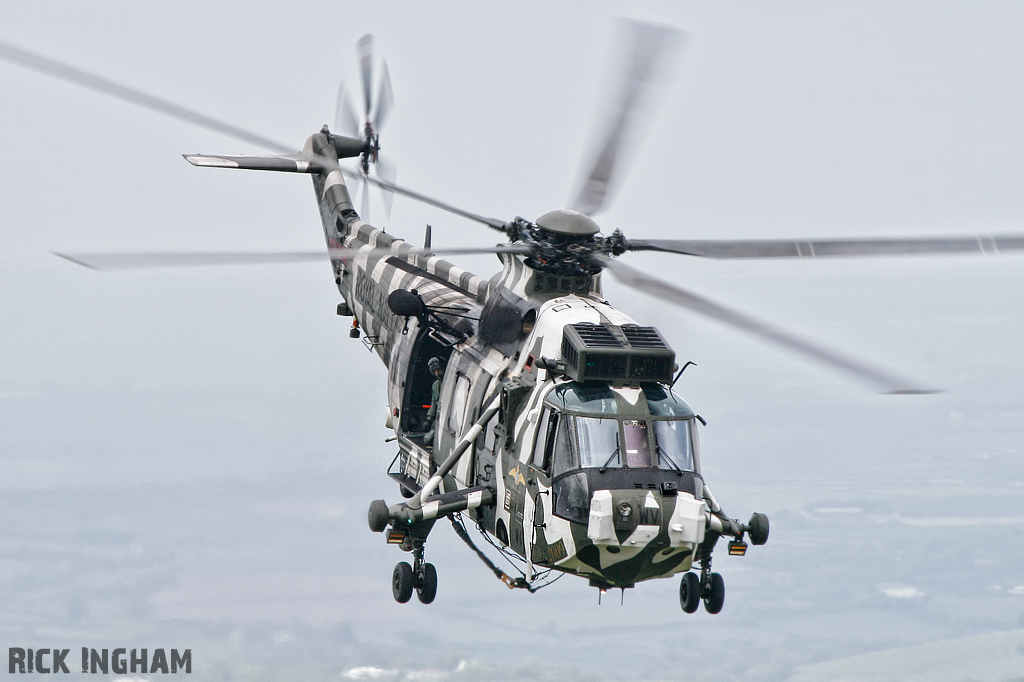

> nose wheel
[391,543,438,604]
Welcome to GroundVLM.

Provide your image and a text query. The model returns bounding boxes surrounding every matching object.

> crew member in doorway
[423,356,445,446]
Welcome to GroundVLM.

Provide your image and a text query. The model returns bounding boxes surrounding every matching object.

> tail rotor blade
[360,174,371,223]
[334,82,360,137]
[376,155,398,225]
[357,34,374,123]
[374,60,394,132]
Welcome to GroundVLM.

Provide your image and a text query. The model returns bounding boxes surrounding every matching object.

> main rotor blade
[374,60,394,132]
[598,256,936,394]
[0,40,295,155]
[570,20,685,216]
[357,171,508,232]
[357,34,374,122]
[53,251,332,271]
[627,234,1024,259]
[52,244,534,271]
[0,39,510,236]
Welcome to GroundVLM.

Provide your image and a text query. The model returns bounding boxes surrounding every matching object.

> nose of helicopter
[572,487,706,589]
[588,487,705,548]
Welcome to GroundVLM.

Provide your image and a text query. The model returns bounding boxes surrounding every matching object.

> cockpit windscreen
[542,382,698,474]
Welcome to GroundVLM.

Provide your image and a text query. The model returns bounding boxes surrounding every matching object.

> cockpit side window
[691,419,702,472]
[553,472,589,525]
[551,413,575,475]
[531,408,555,471]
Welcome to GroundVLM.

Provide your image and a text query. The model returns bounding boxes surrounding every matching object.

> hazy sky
[1,3,1022,681]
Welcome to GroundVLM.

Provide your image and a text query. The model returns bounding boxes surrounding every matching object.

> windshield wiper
[656,446,683,473]
[599,435,621,472]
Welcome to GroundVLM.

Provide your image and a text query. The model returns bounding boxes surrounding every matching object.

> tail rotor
[333,34,397,224]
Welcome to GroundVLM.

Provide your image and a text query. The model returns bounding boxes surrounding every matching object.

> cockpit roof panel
[545,381,694,419]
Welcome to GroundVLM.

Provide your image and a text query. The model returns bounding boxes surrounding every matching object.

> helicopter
[4,22,1024,616]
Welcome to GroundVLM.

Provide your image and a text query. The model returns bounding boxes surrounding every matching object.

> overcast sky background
[1,2,1023,681]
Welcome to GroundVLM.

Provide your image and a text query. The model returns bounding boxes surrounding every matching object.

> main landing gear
[679,511,769,614]
[679,549,725,614]
[368,499,440,605]
[678,569,724,614]
[392,541,437,604]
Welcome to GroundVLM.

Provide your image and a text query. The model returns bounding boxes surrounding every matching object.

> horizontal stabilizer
[184,153,320,173]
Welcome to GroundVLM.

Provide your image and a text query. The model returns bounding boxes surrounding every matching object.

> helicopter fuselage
[305,132,759,597]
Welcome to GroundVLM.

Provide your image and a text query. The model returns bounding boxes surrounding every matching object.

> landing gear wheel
[392,562,414,603]
[679,572,700,613]
[703,572,725,614]
[368,499,389,533]
[416,562,438,604]
[748,512,770,545]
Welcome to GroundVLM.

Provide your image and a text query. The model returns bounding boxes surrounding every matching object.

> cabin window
[447,375,470,436]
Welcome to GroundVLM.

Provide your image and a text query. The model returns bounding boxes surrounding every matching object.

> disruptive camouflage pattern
[301,130,743,596]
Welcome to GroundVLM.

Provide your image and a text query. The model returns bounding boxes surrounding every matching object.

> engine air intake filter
[560,323,674,384]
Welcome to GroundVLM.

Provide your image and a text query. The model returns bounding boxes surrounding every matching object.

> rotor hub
[535,209,601,236]
[503,216,625,279]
